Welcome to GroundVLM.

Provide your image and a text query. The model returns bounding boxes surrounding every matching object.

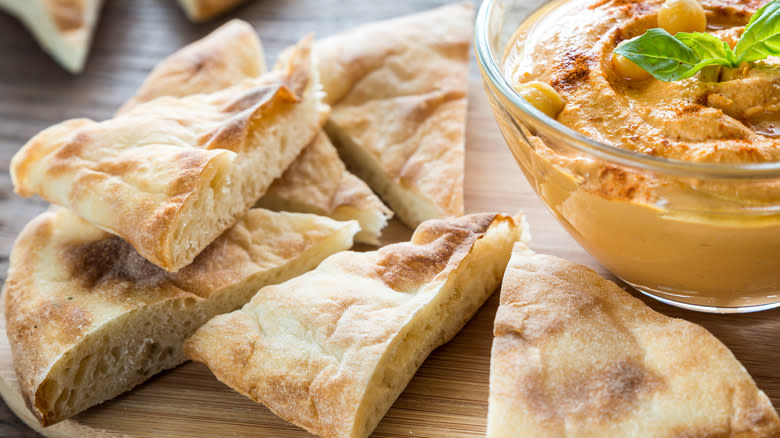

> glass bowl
[475,0,780,313]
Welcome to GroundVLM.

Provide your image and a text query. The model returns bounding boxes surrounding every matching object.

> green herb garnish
[613,0,780,81]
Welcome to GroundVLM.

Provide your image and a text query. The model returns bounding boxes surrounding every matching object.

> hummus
[501,0,780,309]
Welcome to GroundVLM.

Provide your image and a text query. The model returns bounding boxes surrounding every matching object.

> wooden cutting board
[0,1,777,437]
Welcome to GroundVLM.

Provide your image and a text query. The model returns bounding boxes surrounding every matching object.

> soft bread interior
[330,206,388,246]
[256,196,389,246]
[325,120,442,229]
[170,64,326,271]
[350,218,524,437]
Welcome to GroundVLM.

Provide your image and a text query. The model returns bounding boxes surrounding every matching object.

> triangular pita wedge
[316,3,472,228]
[488,246,780,438]
[4,207,359,426]
[11,37,325,272]
[177,0,249,22]
[185,212,528,438]
[0,0,103,73]
[118,20,392,245]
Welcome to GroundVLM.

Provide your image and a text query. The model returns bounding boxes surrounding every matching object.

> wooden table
[0,1,777,437]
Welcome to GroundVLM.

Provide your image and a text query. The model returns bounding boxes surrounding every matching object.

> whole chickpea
[513,81,564,119]
[612,53,652,81]
[658,0,707,35]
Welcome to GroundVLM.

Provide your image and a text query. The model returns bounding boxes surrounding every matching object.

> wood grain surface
[0,1,777,437]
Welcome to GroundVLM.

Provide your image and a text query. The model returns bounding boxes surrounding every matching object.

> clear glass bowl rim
[474,0,780,179]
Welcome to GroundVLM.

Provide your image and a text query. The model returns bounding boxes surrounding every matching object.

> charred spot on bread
[64,237,171,290]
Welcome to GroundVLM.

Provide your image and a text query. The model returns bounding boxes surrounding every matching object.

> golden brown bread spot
[221,84,293,114]
[413,212,497,245]
[517,354,663,423]
[46,131,91,177]
[495,289,602,341]
[165,150,215,196]
[40,301,91,345]
[47,133,213,201]
[373,214,497,291]
[47,0,84,32]
[202,79,303,152]
[395,91,466,185]
[326,46,405,107]
[375,244,454,292]
[184,45,236,79]
[562,360,662,421]
[396,91,465,144]
[64,237,171,290]
[13,299,92,353]
[200,118,246,152]
[201,85,296,151]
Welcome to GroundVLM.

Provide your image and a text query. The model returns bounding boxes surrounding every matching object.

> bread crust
[4,207,359,426]
[11,37,322,272]
[488,247,780,437]
[316,3,473,228]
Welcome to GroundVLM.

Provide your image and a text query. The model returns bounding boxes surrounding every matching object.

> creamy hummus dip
[501,0,780,309]
[507,0,780,160]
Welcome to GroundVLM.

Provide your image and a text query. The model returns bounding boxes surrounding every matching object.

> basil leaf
[735,0,780,64]
[676,32,738,65]
[614,29,729,81]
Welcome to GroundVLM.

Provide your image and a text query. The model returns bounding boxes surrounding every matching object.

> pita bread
[11,37,325,272]
[258,132,393,245]
[177,0,249,22]
[0,0,103,73]
[117,19,267,114]
[118,19,393,245]
[316,3,472,228]
[185,213,528,438]
[4,207,359,426]
[488,246,780,438]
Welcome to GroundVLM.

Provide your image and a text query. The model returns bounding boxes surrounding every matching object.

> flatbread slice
[185,212,528,438]
[120,20,392,245]
[488,246,780,438]
[0,0,103,73]
[316,3,472,228]
[177,0,249,22]
[4,207,359,426]
[11,36,325,272]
